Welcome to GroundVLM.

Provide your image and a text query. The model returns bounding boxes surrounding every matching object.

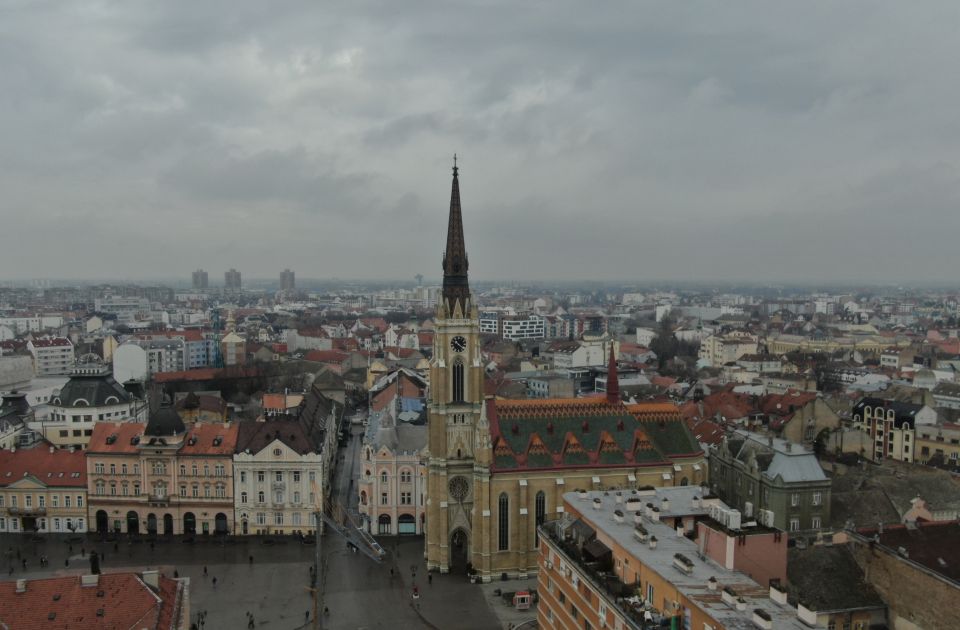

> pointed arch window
[535,491,546,546]
[498,492,509,551]
[452,360,465,403]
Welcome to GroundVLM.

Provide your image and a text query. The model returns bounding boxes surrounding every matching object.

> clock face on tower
[451,335,467,353]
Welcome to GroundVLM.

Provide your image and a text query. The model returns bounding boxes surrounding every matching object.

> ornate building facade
[424,164,708,580]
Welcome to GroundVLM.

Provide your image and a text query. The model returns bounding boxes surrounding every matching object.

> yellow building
[424,165,706,580]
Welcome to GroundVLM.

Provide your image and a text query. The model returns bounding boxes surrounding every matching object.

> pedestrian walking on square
[249,554,253,564]
[212,576,217,589]
[65,558,69,568]
[428,573,432,585]
[305,610,310,623]
[203,565,208,577]
[22,559,26,570]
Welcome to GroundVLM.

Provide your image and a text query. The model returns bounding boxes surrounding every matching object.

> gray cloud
[1,1,959,282]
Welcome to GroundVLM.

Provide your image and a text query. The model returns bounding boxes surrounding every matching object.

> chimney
[80,574,99,588]
[141,570,159,589]
[15,579,26,593]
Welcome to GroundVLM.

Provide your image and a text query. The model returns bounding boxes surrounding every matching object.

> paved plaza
[0,426,535,629]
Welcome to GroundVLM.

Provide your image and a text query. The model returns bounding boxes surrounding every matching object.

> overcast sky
[2,1,959,284]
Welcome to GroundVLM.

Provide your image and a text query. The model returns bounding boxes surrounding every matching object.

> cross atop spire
[606,344,620,404]
[442,156,470,313]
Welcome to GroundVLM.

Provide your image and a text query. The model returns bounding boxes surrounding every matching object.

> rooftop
[0,447,86,488]
[556,489,809,630]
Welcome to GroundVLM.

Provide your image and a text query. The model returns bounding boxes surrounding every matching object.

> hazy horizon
[3,2,960,283]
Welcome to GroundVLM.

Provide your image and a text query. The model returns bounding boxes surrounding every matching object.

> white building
[27,337,75,376]
[94,296,151,324]
[0,314,64,335]
[43,359,143,450]
[698,333,757,367]
[233,420,324,536]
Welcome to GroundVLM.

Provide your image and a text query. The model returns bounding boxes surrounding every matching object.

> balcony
[541,523,665,630]
[8,507,47,517]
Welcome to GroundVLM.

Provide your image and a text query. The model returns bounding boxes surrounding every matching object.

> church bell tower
[425,158,487,573]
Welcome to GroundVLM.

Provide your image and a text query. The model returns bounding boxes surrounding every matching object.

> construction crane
[308,480,386,629]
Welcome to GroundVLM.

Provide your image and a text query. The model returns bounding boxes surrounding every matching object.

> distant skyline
[3,2,960,283]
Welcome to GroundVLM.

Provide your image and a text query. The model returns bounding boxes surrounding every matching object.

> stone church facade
[424,163,707,580]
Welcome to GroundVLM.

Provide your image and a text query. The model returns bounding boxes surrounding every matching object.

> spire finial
[453,153,458,175]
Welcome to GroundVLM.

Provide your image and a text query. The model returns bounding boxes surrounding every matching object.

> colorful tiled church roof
[487,397,701,472]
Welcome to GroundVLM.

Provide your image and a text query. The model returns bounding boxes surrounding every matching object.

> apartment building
[538,488,809,630]
[709,430,830,533]
[852,397,937,462]
[0,446,88,534]
[698,333,757,367]
[26,337,75,376]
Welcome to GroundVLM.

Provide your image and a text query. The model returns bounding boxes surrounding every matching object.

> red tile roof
[179,422,239,456]
[0,448,86,488]
[0,572,184,630]
[87,423,146,454]
[136,329,204,342]
[29,337,72,347]
[304,349,351,363]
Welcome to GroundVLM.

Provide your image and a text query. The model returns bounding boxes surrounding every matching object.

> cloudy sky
[2,1,960,284]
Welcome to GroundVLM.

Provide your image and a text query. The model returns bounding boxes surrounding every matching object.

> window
[258,491,265,503]
[50,495,57,508]
[293,491,301,504]
[121,483,129,496]
[94,463,105,474]
[204,465,210,477]
[790,493,800,507]
[273,448,282,457]
[535,491,546,545]
[204,486,211,498]
[812,516,822,529]
[274,512,283,526]
[789,518,800,532]
[275,471,283,482]
[400,470,412,483]
[153,462,166,475]
[381,471,388,485]
[292,512,302,526]
[75,496,81,508]
[274,491,284,503]
[257,471,265,483]
[401,492,412,505]
[256,513,266,526]
[216,485,225,499]
[121,464,127,475]
[192,485,199,498]
[452,361,464,402]
[381,492,388,505]
[133,464,139,475]
[498,493,509,551]
[293,471,301,483]
[240,471,247,484]
[309,471,316,482]
[812,492,822,506]
[109,483,116,496]
[215,465,224,477]
[109,464,116,474]
[241,491,248,504]
[180,486,187,497]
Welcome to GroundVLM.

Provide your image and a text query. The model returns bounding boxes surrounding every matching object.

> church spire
[606,344,619,404]
[442,155,470,314]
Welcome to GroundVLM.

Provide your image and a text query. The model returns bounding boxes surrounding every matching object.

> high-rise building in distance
[224,268,242,291]
[192,269,208,289]
[280,268,295,291]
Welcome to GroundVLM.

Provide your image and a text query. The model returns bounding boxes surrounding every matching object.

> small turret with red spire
[606,344,619,404]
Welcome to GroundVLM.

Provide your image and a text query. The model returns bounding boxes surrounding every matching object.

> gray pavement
[0,422,512,630]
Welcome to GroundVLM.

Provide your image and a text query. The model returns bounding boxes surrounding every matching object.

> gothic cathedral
[425,161,491,574]
[425,162,707,581]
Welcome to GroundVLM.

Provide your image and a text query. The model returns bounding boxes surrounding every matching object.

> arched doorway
[377,514,392,535]
[96,510,109,534]
[183,512,196,535]
[126,511,139,534]
[241,515,248,535]
[450,528,469,573]
[163,514,174,536]
[147,513,157,535]
[215,513,228,535]
[398,514,416,535]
